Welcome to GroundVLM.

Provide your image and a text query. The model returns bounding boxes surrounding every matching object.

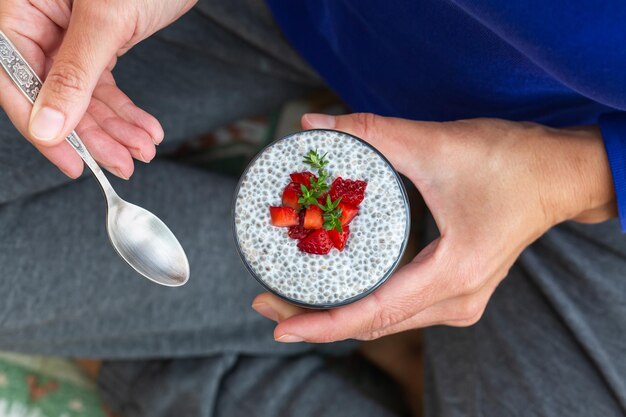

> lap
[0,161,275,357]
[424,219,626,416]
[98,353,406,417]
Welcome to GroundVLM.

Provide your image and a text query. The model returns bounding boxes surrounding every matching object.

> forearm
[534,124,616,225]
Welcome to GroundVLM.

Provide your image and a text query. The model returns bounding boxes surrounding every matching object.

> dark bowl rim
[231,128,411,309]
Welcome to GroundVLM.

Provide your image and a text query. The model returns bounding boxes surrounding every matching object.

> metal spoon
[0,31,189,287]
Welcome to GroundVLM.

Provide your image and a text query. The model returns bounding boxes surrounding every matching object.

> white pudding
[234,130,409,307]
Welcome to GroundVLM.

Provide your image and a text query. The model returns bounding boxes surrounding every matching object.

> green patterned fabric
[0,353,107,417]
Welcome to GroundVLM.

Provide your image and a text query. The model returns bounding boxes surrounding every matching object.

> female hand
[253,113,616,342]
[0,0,196,178]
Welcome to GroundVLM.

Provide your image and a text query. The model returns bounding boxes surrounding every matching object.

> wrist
[537,125,616,225]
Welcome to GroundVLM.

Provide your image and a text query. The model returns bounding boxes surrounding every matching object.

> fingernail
[138,150,150,163]
[153,133,164,145]
[59,166,74,178]
[252,303,279,322]
[304,113,336,130]
[275,334,305,343]
[115,168,129,180]
[30,107,65,141]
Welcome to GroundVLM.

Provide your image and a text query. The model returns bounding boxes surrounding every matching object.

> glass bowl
[232,129,411,309]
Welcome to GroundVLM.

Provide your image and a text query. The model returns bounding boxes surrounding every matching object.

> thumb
[29,3,127,145]
[301,112,422,178]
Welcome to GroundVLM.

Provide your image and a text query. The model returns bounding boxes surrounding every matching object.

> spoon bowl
[107,197,190,286]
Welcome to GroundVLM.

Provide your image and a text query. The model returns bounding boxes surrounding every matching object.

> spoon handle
[0,31,116,197]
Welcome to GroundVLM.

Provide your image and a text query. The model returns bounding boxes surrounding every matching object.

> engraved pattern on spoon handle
[0,31,115,196]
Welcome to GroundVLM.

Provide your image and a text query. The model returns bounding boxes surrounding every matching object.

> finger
[273,239,448,343]
[357,282,498,339]
[75,113,134,179]
[106,57,118,72]
[93,74,164,145]
[21,1,72,33]
[33,140,84,179]
[0,33,83,177]
[116,0,196,56]
[173,0,199,22]
[28,1,130,145]
[302,113,432,182]
[251,292,307,323]
[87,98,156,162]
[3,19,65,53]
[270,241,501,341]
[354,257,511,340]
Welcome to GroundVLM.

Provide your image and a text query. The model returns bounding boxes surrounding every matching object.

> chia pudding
[233,129,410,308]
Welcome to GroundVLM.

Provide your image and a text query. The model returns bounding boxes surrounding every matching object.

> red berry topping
[290,171,317,188]
[269,206,298,227]
[288,212,309,240]
[281,182,302,210]
[303,205,324,229]
[328,226,350,251]
[297,229,333,255]
[267,150,369,256]
[329,177,367,206]
[338,203,359,225]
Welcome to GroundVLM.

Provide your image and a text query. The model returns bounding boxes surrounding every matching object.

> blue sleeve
[600,113,626,230]
[450,1,626,229]
[450,1,626,110]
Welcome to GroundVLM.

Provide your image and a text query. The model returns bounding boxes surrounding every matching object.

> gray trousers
[1,1,625,416]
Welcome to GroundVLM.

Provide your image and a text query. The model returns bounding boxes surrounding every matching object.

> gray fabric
[0,0,625,416]
[424,219,626,417]
[99,354,407,417]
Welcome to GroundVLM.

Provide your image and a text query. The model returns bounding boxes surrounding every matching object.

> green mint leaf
[303,149,330,171]
[301,148,341,230]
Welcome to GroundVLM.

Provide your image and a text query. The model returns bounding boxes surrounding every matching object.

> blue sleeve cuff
[599,112,626,231]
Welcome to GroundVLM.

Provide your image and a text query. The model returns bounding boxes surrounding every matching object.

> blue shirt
[266,0,626,229]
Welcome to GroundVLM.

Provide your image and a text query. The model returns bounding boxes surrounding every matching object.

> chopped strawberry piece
[269,151,368,255]
[290,171,317,188]
[328,226,350,251]
[338,203,359,225]
[282,182,302,210]
[297,229,333,255]
[329,177,367,206]
[269,206,298,227]
[288,225,310,239]
[303,205,324,229]
[288,212,309,239]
